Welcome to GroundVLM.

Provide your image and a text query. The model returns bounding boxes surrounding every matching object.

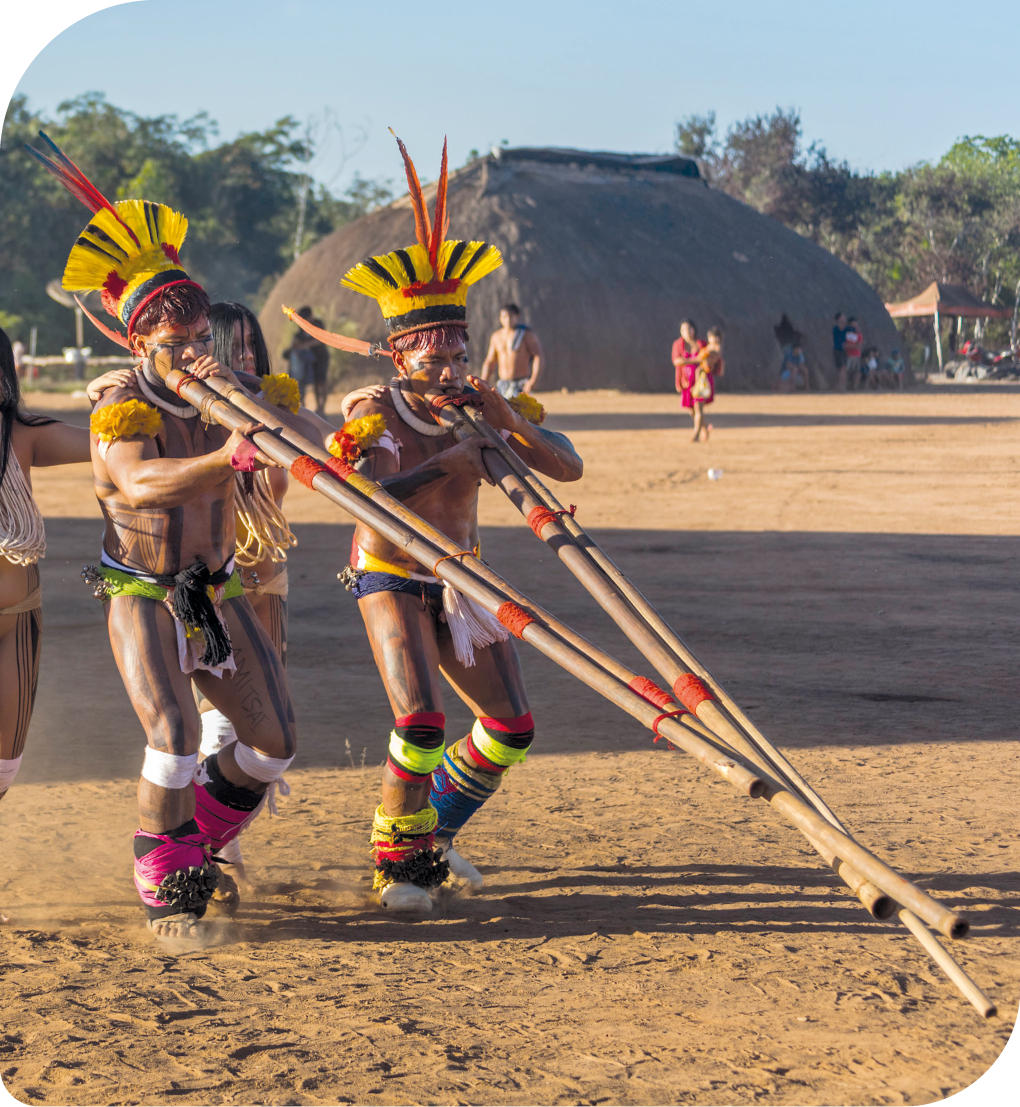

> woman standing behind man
[672,320,724,443]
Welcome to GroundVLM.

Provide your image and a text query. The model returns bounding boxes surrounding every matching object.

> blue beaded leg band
[429,747,501,838]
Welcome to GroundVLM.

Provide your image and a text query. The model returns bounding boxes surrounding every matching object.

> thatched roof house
[260,147,902,390]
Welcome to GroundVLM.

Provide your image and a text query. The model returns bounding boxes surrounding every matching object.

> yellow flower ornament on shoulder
[261,374,301,414]
[328,413,388,463]
[507,392,545,425]
[90,399,163,442]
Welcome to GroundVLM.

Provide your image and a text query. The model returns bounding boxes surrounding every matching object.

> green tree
[0,93,391,354]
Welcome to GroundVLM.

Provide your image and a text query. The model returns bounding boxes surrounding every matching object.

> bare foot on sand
[207,865,241,914]
[146,912,203,941]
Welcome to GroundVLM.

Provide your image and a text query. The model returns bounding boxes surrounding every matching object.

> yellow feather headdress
[26,132,202,335]
[341,133,502,340]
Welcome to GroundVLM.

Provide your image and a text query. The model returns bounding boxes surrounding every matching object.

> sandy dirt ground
[1,386,1017,1106]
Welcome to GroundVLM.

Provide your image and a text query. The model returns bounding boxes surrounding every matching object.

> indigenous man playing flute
[28,134,298,941]
[314,135,583,915]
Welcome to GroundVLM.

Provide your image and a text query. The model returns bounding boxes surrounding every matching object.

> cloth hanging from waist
[243,566,289,597]
[96,552,243,676]
[346,545,508,667]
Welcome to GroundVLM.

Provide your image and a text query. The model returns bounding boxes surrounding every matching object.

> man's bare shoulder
[348,393,395,422]
[93,383,145,412]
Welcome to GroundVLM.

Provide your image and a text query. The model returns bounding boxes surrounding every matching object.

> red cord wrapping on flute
[496,601,535,638]
[627,675,677,710]
[433,550,472,575]
[431,394,483,410]
[173,370,194,398]
[651,710,686,750]
[526,504,577,538]
[672,673,714,713]
[325,456,355,481]
[291,456,327,489]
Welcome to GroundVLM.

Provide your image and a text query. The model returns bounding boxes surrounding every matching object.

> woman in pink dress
[672,319,706,439]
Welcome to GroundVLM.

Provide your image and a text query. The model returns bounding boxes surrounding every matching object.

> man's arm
[96,389,262,509]
[28,420,91,467]
[480,332,500,382]
[524,331,544,393]
[467,376,582,483]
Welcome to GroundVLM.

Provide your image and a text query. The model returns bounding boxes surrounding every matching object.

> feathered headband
[282,132,502,353]
[25,131,203,342]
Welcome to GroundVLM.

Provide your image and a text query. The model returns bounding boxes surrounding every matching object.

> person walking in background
[481,303,544,398]
[672,318,705,423]
[843,317,863,390]
[833,312,847,390]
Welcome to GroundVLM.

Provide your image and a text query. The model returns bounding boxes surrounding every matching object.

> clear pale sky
[6,0,1020,193]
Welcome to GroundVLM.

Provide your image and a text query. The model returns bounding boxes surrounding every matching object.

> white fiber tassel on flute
[442,583,509,667]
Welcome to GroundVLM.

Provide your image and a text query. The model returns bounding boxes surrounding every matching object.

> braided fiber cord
[234,469,297,568]
[0,449,45,565]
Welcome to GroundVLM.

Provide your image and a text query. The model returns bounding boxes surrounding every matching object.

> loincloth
[340,546,508,667]
[85,553,244,677]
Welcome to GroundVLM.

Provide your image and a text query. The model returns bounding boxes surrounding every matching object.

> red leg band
[395,712,446,729]
[386,758,431,784]
[465,734,505,773]
[477,712,534,733]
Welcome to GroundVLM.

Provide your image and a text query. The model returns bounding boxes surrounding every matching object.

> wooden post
[934,308,943,371]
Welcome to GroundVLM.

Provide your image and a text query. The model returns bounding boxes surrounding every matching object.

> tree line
[4,94,1017,362]
[0,93,393,354]
[677,108,1020,357]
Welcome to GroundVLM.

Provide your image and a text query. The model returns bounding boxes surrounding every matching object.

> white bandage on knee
[141,748,198,790]
[234,742,294,783]
[0,755,24,793]
[199,709,237,757]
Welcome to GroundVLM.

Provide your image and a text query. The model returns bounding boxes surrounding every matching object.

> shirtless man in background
[480,303,544,398]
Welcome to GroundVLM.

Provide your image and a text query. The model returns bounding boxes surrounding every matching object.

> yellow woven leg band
[471,718,529,768]
[388,732,445,776]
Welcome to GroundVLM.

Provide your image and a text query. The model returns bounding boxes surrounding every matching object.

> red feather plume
[26,132,141,248]
[75,295,131,349]
[429,138,449,275]
[389,128,431,252]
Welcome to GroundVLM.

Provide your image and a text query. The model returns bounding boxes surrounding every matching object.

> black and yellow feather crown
[26,132,202,335]
[340,133,502,338]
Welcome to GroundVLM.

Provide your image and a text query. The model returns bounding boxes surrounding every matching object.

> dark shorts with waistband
[342,568,445,616]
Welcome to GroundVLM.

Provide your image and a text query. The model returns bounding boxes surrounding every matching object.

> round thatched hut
[260,147,902,391]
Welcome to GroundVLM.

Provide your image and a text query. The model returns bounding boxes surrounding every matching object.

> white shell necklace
[134,367,198,418]
[388,379,448,437]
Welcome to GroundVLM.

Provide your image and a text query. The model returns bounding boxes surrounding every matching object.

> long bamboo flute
[437,402,980,948]
[897,909,995,1018]
[438,403,898,917]
[455,406,998,1015]
[163,368,969,945]
[468,403,854,823]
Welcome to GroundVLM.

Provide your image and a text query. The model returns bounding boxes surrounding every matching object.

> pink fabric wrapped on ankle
[133,828,215,910]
